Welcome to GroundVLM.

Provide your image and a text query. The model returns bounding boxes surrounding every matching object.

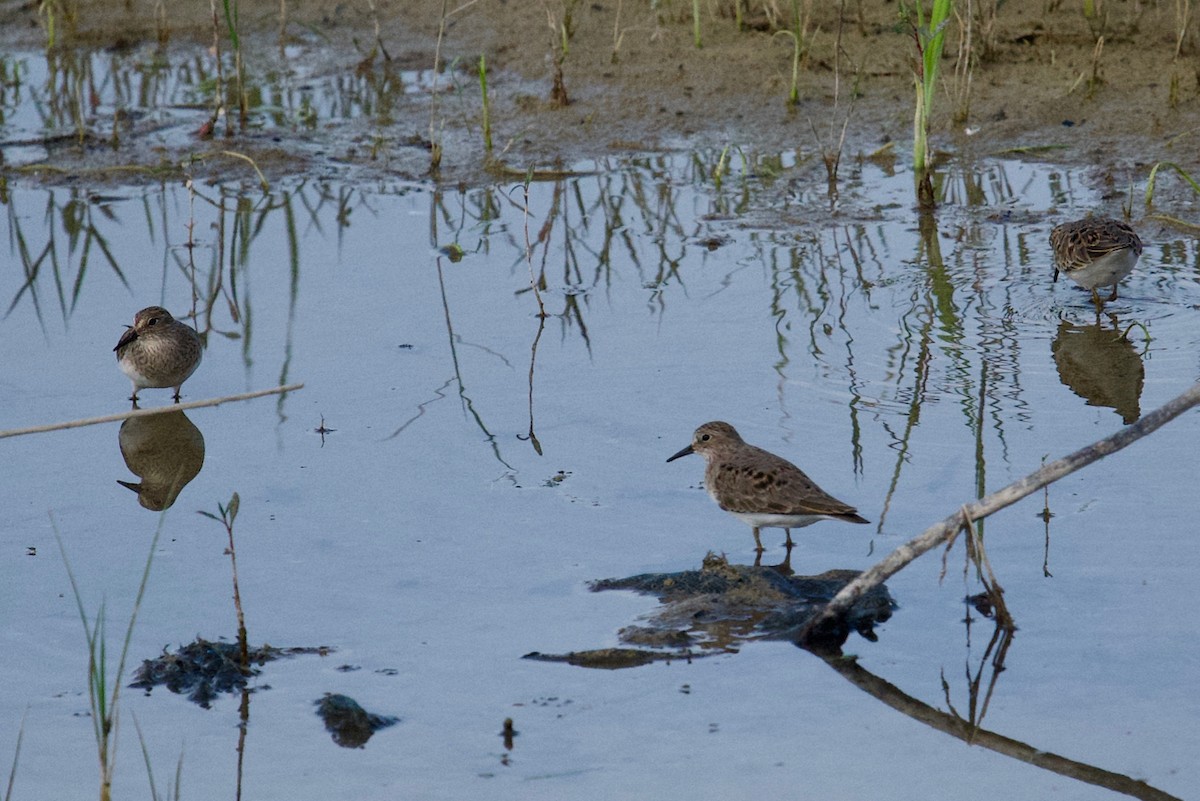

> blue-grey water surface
[2,44,1199,801]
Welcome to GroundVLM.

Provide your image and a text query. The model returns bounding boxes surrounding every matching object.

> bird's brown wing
[709,446,864,519]
[1081,220,1142,259]
[1051,219,1142,272]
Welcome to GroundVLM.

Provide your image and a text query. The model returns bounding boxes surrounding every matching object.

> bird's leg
[753,549,764,568]
[784,528,794,548]
[1108,284,1119,302]
[173,388,183,402]
[752,527,765,553]
[1090,288,1104,313]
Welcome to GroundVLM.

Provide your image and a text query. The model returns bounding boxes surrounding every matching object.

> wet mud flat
[0,0,1197,188]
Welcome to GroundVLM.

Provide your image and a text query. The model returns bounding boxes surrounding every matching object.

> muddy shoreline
[1,1,1198,188]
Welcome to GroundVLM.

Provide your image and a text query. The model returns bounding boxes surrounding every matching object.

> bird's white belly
[118,358,156,388]
[118,347,202,389]
[727,510,824,529]
[1065,248,1138,289]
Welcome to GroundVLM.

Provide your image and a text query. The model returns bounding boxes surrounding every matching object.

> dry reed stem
[217,150,270,192]
[0,384,304,440]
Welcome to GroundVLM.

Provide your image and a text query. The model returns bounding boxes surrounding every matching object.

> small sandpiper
[114,306,203,404]
[1049,217,1143,310]
[667,421,869,553]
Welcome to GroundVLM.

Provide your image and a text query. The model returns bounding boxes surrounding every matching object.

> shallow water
[2,44,1200,801]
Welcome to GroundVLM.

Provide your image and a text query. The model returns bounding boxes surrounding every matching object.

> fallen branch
[0,384,304,440]
[802,381,1200,641]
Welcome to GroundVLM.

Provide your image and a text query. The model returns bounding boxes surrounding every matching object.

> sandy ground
[2,0,1199,184]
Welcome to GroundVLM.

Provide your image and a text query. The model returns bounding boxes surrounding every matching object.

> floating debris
[524,647,715,670]
[314,693,399,748]
[130,638,328,708]
[501,717,517,750]
[526,553,896,668]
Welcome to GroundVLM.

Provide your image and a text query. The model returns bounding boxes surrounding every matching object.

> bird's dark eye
[147,317,159,326]
[700,434,711,442]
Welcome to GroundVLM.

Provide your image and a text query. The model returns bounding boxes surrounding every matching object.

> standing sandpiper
[667,421,869,553]
[114,306,203,404]
[1050,217,1143,310]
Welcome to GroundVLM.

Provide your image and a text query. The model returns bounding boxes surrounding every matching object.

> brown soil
[3,1,1199,185]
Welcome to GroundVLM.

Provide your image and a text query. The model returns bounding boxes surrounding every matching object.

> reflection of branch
[876,284,933,536]
[946,615,1013,733]
[6,189,131,324]
[813,646,1180,801]
[236,687,250,801]
[805,382,1200,637]
[1040,455,1055,577]
[384,376,454,440]
[518,180,546,455]
[179,180,283,348]
[275,190,301,425]
[0,384,304,439]
[433,256,513,471]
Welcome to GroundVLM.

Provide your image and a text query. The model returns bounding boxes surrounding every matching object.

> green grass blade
[1144,161,1200,209]
[53,511,167,796]
[1144,161,1162,207]
[131,712,159,801]
[221,0,240,49]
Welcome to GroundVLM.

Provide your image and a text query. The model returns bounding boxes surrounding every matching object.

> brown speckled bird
[1050,217,1143,309]
[667,421,869,553]
[114,306,202,405]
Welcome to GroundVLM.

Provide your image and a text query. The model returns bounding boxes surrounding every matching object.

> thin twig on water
[801,382,1200,642]
[0,384,304,440]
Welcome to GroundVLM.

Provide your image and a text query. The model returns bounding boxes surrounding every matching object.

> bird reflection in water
[117,410,206,510]
[1051,314,1145,425]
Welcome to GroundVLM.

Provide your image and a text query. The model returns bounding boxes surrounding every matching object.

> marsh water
[2,40,1200,801]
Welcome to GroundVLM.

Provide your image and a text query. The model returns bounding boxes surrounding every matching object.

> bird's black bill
[666,445,694,463]
[114,326,137,352]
